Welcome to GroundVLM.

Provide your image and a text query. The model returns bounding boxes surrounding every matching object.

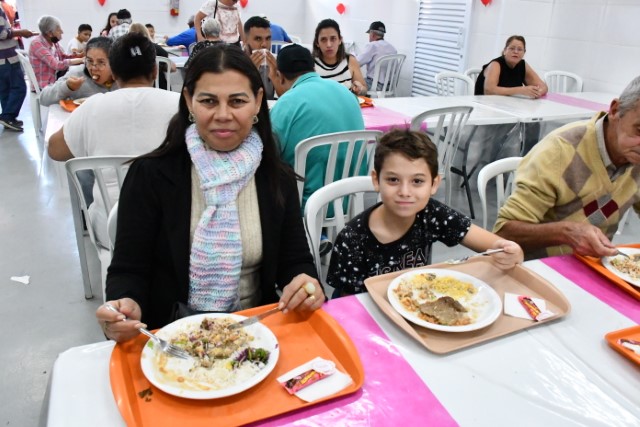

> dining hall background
[16,0,640,97]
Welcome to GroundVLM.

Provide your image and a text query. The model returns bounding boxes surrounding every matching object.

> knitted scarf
[185,125,263,311]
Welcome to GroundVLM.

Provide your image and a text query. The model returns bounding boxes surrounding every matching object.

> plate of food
[387,268,502,332]
[601,248,640,288]
[140,313,279,399]
[73,97,88,106]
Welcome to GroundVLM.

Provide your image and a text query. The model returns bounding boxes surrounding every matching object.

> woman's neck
[118,77,154,88]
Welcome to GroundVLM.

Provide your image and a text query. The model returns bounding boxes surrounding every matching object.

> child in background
[326,129,524,297]
[145,23,156,42]
[67,24,92,55]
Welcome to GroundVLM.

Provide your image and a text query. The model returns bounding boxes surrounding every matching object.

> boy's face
[372,152,441,219]
[78,30,92,43]
[146,26,156,40]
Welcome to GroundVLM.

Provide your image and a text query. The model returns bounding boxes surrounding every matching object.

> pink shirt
[28,35,73,89]
[199,0,241,43]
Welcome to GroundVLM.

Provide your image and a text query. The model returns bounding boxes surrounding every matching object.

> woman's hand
[95,298,146,342]
[350,80,366,95]
[490,239,524,269]
[521,85,543,99]
[66,76,85,91]
[279,274,325,313]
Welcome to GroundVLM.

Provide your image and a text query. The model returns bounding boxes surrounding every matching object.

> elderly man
[494,76,640,259]
[270,44,365,208]
[243,16,276,100]
[109,9,132,40]
[356,21,397,91]
[164,15,196,47]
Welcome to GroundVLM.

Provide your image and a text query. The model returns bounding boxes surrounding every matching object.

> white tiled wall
[17,0,640,95]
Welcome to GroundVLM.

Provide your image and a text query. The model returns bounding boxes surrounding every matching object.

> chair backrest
[107,201,118,253]
[464,67,482,83]
[270,40,292,55]
[16,49,41,95]
[187,42,197,55]
[434,71,474,96]
[289,35,302,44]
[544,70,584,93]
[477,157,522,229]
[410,106,473,204]
[304,176,376,278]
[294,130,383,205]
[155,56,172,90]
[16,49,44,137]
[368,53,406,98]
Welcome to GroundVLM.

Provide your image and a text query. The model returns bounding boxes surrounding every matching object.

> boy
[145,23,156,41]
[67,23,91,55]
[326,129,523,297]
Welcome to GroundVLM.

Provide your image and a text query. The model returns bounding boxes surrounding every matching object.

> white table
[44,259,640,426]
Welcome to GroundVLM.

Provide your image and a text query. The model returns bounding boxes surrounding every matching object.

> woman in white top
[312,19,366,95]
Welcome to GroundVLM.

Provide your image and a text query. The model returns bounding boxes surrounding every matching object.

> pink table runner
[362,106,414,132]
[541,256,639,322]
[256,296,457,426]
[543,93,609,113]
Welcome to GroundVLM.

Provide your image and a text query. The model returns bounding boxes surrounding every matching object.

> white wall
[16,0,640,96]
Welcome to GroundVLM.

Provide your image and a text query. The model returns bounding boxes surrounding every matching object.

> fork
[445,248,506,265]
[104,304,191,360]
[615,249,631,259]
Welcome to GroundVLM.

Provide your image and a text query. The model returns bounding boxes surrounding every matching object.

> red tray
[605,325,640,367]
[574,243,640,301]
[109,304,364,426]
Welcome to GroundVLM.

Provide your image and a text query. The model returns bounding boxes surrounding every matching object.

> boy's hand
[490,239,524,269]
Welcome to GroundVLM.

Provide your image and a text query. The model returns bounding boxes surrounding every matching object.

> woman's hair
[503,35,526,51]
[201,16,221,38]
[128,22,151,40]
[82,37,113,79]
[108,32,156,82]
[37,15,61,35]
[373,129,439,181]
[618,75,640,117]
[144,44,291,204]
[101,12,117,35]
[312,19,346,62]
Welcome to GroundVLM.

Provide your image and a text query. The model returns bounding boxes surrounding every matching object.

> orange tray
[574,243,640,301]
[605,325,640,367]
[59,99,78,112]
[109,304,364,426]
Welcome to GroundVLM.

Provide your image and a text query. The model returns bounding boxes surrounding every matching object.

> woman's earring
[252,115,259,124]
[188,111,195,123]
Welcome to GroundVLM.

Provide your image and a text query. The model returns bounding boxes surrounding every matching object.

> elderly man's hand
[564,222,618,258]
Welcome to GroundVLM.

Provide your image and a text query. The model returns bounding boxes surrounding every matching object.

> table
[44,258,640,426]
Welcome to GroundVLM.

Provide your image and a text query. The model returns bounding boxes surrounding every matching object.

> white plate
[72,97,87,105]
[602,248,640,288]
[140,313,279,399]
[387,268,502,332]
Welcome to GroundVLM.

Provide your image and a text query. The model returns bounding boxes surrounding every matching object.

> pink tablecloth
[256,296,457,426]
[543,93,609,113]
[361,106,414,132]
[541,256,640,322]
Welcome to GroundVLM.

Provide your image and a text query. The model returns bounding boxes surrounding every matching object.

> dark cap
[276,44,314,74]
[117,9,131,20]
[366,21,386,34]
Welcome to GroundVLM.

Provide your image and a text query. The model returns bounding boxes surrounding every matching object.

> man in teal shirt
[270,44,365,209]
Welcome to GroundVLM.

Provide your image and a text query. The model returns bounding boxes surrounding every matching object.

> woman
[95,45,324,341]
[100,12,118,37]
[128,22,176,90]
[185,16,224,68]
[474,35,548,98]
[313,19,366,95]
[28,15,84,89]
[194,0,243,45]
[40,37,116,106]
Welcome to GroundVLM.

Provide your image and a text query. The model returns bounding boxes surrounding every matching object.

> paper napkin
[277,357,353,403]
[504,292,548,320]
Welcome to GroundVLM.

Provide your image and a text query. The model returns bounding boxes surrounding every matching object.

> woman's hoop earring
[188,111,195,123]
[252,115,259,124]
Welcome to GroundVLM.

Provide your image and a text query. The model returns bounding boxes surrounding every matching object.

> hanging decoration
[97,0,106,5]
[336,3,346,14]
[239,0,249,7]
[480,0,492,5]
[170,0,179,16]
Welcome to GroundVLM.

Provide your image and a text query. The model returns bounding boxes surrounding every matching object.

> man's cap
[366,21,386,34]
[117,9,131,20]
[277,44,314,74]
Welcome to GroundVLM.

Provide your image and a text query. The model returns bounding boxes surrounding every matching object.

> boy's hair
[373,129,439,179]
[78,24,92,33]
[145,23,154,30]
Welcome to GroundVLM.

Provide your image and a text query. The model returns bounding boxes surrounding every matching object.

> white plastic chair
[270,40,292,55]
[304,176,376,278]
[544,71,584,93]
[367,53,406,98]
[464,67,482,83]
[65,156,132,300]
[155,56,172,90]
[434,71,474,96]
[289,35,302,44]
[187,42,197,55]
[477,157,522,229]
[16,50,46,139]
[410,106,474,215]
[294,130,383,205]
[107,201,118,253]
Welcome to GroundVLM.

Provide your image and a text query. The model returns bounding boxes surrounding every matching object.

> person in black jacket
[96,44,323,341]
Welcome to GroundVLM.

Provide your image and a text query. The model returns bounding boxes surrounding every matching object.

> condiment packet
[504,292,554,321]
[277,357,353,403]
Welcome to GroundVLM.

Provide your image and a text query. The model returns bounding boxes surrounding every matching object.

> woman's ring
[303,282,316,295]
[307,295,316,302]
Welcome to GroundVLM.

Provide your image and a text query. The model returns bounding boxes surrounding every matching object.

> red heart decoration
[480,0,491,5]
[98,0,106,5]
[336,3,346,14]
[239,0,248,7]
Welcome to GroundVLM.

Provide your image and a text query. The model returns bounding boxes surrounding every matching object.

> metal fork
[615,249,631,259]
[104,304,191,360]
[445,248,506,265]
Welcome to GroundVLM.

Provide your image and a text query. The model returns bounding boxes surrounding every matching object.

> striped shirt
[314,55,352,90]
